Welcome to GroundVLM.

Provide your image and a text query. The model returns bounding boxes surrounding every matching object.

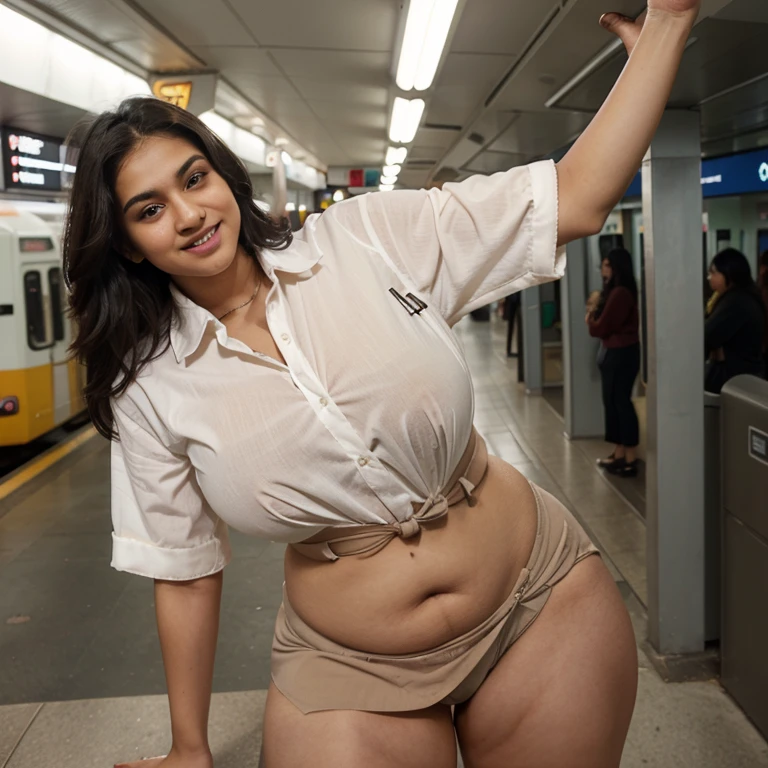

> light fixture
[389,97,425,143]
[275,137,289,147]
[332,190,345,202]
[380,175,399,186]
[386,146,408,165]
[397,0,459,91]
[379,185,395,192]
[285,202,296,212]
[298,205,307,212]
[281,151,292,166]
[383,164,402,177]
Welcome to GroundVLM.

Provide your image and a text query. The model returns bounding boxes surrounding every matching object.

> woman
[64,3,700,767]
[587,249,641,477]
[705,248,767,393]
[760,250,768,377]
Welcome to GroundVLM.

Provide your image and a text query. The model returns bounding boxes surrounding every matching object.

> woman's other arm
[556,0,701,245]
[116,572,223,768]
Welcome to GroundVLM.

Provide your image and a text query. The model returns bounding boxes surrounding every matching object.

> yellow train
[0,207,86,447]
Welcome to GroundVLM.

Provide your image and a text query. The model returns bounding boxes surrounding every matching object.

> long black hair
[710,248,763,299]
[64,97,292,440]
[595,247,638,319]
[759,250,768,291]
[710,248,768,341]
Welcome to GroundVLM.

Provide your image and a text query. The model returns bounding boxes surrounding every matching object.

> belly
[283,456,538,655]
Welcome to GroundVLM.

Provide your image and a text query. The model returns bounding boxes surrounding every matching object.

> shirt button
[319,397,329,407]
[357,456,370,467]
[281,333,291,344]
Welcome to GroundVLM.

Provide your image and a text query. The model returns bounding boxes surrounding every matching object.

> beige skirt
[271,482,599,714]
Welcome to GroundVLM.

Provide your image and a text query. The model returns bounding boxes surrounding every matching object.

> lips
[182,223,219,250]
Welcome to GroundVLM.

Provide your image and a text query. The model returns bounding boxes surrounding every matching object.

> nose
[175,197,204,234]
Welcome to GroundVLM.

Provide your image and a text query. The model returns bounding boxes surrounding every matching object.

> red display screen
[19,237,54,252]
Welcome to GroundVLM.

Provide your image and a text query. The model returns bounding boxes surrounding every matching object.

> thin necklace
[216,274,262,321]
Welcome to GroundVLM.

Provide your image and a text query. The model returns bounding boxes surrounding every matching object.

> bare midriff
[284,455,538,655]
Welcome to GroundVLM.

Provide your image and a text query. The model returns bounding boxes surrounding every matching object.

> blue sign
[623,147,768,200]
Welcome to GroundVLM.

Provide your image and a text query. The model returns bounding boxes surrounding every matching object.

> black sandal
[597,454,624,469]
[608,459,638,477]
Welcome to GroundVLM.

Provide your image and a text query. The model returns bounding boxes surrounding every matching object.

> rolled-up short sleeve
[353,160,565,326]
[110,398,231,580]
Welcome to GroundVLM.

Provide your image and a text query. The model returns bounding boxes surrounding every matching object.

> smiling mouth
[184,223,219,249]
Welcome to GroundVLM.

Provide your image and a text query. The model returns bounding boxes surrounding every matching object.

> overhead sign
[1,128,74,192]
[624,147,768,200]
[152,80,193,110]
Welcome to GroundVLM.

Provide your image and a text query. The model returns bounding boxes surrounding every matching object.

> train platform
[1,315,766,768]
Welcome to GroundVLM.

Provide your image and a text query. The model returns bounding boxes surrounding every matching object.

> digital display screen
[19,237,54,253]
[749,427,768,466]
[1,127,75,192]
[624,147,768,200]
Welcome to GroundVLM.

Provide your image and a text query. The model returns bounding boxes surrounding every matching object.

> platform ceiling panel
[8,0,201,70]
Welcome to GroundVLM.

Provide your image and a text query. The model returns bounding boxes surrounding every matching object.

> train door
[18,235,59,437]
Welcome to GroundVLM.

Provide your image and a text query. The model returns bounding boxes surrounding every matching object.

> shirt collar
[169,231,321,364]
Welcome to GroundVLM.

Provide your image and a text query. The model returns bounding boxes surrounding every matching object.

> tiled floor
[1,314,766,767]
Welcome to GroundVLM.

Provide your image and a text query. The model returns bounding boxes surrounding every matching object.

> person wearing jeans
[587,248,641,478]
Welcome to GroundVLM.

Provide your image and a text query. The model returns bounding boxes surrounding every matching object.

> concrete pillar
[521,286,542,393]
[562,238,605,439]
[642,110,705,654]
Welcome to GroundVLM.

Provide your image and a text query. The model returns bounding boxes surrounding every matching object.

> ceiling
[2,0,768,187]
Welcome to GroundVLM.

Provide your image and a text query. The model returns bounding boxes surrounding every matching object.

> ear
[118,243,145,264]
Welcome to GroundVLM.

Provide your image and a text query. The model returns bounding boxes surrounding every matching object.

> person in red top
[586,248,641,477]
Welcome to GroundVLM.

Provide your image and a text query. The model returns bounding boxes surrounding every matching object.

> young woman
[587,249,641,477]
[64,3,701,767]
[705,248,767,393]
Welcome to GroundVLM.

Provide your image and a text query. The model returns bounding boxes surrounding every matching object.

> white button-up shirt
[110,160,565,580]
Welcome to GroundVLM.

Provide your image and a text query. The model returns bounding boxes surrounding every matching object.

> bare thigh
[262,682,457,768]
[455,555,638,768]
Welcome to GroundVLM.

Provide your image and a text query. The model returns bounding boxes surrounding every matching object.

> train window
[24,271,50,350]
[48,267,65,342]
[19,237,54,252]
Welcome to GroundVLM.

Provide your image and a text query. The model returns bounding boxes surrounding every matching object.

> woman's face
[708,265,728,295]
[601,259,613,283]
[115,135,241,280]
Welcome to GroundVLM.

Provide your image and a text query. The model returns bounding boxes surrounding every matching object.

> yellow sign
[152,81,193,110]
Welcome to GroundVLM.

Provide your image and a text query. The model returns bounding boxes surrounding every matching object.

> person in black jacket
[705,248,767,393]
[760,250,768,378]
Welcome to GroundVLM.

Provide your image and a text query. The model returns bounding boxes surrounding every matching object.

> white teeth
[191,226,216,247]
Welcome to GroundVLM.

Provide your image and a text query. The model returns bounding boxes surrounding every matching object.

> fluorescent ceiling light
[285,202,296,212]
[380,185,395,192]
[389,97,425,143]
[333,190,345,202]
[397,0,460,91]
[281,151,292,166]
[383,164,402,176]
[380,175,399,186]
[386,146,408,165]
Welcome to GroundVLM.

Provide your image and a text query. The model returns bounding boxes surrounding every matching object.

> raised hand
[600,0,700,57]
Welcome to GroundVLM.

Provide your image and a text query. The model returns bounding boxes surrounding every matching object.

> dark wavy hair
[595,247,638,319]
[710,248,762,297]
[710,248,768,341]
[64,97,292,440]
[759,250,768,290]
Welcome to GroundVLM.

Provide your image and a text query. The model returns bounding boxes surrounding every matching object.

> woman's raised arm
[556,0,701,245]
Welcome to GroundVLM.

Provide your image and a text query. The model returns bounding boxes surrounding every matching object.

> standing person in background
[587,248,641,478]
[760,251,768,378]
[705,248,767,393]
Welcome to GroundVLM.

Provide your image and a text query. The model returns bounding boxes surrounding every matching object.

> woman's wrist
[645,6,698,27]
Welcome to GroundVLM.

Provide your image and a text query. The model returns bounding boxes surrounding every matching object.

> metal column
[562,238,605,439]
[642,110,706,654]
[521,285,542,394]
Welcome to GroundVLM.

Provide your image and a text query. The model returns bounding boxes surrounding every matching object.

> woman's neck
[173,248,261,317]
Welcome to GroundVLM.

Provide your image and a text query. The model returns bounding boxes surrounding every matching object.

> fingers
[599,11,643,55]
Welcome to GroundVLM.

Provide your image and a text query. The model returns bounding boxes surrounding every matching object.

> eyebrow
[122,154,207,214]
